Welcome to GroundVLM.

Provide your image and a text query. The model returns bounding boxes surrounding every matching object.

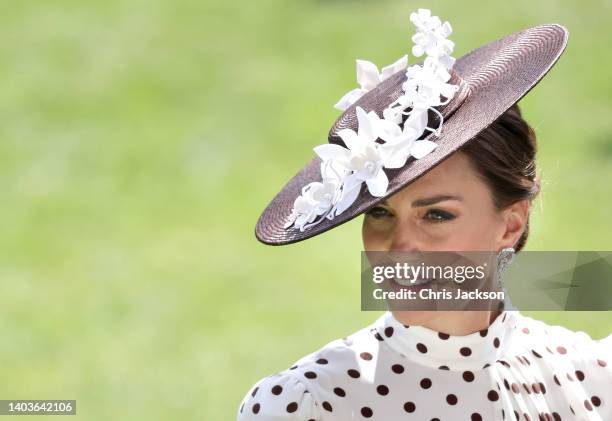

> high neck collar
[374,310,519,371]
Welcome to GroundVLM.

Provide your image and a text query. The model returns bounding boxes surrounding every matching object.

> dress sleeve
[236,371,320,421]
[564,329,612,418]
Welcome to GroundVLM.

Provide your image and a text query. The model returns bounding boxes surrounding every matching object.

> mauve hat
[255,9,568,246]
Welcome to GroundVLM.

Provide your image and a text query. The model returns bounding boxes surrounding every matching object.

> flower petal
[365,169,389,197]
[404,107,429,135]
[335,179,362,215]
[313,144,350,162]
[379,142,411,169]
[356,59,381,91]
[381,55,408,80]
[356,106,377,141]
[334,88,365,111]
[410,140,438,159]
[377,118,402,142]
[337,128,360,151]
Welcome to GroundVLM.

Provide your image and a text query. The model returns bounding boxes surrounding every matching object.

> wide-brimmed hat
[255,9,568,246]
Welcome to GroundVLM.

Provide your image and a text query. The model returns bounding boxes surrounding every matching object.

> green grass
[0,0,611,419]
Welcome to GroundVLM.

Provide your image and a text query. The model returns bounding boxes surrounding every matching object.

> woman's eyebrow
[410,195,463,207]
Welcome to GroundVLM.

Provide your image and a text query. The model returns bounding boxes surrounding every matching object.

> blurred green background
[0,0,611,420]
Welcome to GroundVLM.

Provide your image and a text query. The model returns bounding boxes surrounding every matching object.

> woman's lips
[388,277,435,292]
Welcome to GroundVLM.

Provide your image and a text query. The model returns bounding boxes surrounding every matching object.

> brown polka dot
[438,332,450,340]
[511,383,520,394]
[532,349,542,358]
[566,373,574,382]
[471,413,483,421]
[271,385,283,395]
[289,365,298,370]
[333,387,346,397]
[420,378,432,389]
[523,383,531,394]
[503,379,510,390]
[591,396,601,407]
[417,343,428,353]
[252,403,260,414]
[316,358,328,365]
[304,371,317,379]
[392,364,404,374]
[404,402,416,413]
[584,399,593,411]
[496,359,511,368]
[552,413,561,421]
[522,327,530,334]
[532,383,541,393]
[524,413,531,421]
[479,328,488,337]
[376,384,389,395]
[540,382,546,394]
[493,337,500,348]
[439,365,449,370]
[463,371,475,382]
[360,352,373,361]
[374,332,383,341]
[286,402,298,413]
[347,369,360,378]
[322,401,333,412]
[460,347,472,356]
[446,394,458,405]
[488,390,499,401]
[384,326,394,337]
[514,410,519,420]
[251,386,259,397]
[361,407,373,418]
[553,374,560,386]
[575,370,585,381]
[556,346,567,355]
[597,358,607,367]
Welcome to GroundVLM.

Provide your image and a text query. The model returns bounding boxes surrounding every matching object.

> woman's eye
[424,209,455,222]
[366,206,392,219]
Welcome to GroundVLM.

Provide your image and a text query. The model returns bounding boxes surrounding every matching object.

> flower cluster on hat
[284,8,459,232]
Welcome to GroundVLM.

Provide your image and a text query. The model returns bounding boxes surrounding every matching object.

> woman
[238,9,611,420]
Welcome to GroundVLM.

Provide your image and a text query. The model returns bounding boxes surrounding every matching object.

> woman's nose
[389,220,420,252]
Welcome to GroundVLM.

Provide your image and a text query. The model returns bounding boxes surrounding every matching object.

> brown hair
[460,103,540,252]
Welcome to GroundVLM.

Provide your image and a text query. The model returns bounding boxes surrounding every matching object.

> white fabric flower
[283,179,340,230]
[410,9,455,60]
[378,108,438,168]
[315,107,392,214]
[334,55,408,111]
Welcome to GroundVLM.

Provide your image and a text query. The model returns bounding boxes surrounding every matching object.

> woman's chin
[390,310,442,326]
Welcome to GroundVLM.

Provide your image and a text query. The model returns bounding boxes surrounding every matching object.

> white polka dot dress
[237,311,612,420]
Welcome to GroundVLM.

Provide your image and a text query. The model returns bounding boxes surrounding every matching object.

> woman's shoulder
[512,312,612,354]
[510,312,611,373]
[236,320,381,421]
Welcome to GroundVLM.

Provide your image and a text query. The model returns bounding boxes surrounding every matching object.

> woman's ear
[499,199,529,249]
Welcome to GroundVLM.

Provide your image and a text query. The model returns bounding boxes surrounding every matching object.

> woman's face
[362,151,527,253]
[361,151,529,331]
